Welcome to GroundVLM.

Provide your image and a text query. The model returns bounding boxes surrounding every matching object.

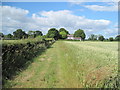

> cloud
[2,5,115,38]
[69,1,118,12]
[32,10,111,36]
[83,4,118,11]
[2,6,39,34]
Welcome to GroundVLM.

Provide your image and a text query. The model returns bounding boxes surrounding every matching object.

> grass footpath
[5,41,118,88]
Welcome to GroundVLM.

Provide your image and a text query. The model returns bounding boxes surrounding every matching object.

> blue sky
[1,1,118,38]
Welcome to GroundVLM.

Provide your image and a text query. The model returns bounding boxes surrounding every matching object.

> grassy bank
[4,41,118,88]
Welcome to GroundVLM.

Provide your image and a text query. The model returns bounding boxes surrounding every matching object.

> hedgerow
[2,38,54,83]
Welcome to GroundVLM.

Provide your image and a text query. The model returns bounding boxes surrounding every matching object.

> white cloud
[32,10,111,35]
[69,1,118,12]
[2,5,116,38]
[83,4,118,11]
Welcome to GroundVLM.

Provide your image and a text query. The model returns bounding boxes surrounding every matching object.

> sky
[1,1,119,38]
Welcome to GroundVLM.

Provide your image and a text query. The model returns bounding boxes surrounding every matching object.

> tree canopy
[13,29,28,39]
[35,31,43,36]
[115,35,120,41]
[59,28,69,39]
[88,34,97,41]
[98,35,105,41]
[59,31,67,39]
[74,29,86,40]
[47,28,59,40]
[59,28,69,34]
[109,37,114,41]
[28,30,43,38]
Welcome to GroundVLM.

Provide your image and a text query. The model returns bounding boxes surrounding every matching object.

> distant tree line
[88,34,120,41]
[0,29,43,40]
[0,28,120,41]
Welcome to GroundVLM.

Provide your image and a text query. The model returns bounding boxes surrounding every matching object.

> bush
[2,38,54,83]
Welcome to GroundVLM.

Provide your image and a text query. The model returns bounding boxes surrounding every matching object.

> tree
[74,29,86,40]
[35,31,43,37]
[59,31,67,39]
[7,34,13,39]
[28,30,43,38]
[88,34,97,41]
[47,28,59,40]
[4,34,13,40]
[98,35,105,41]
[28,31,36,38]
[109,37,114,41]
[59,28,69,34]
[13,29,28,39]
[59,28,69,39]
[115,35,120,41]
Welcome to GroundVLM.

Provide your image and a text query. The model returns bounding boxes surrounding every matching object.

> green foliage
[47,28,59,40]
[74,29,86,40]
[35,31,43,36]
[115,35,120,41]
[88,34,97,41]
[98,35,105,41]
[59,31,67,39]
[28,30,43,38]
[109,37,114,41]
[59,28,69,34]
[13,29,28,39]
[4,34,13,40]
[2,38,54,82]
[59,28,69,39]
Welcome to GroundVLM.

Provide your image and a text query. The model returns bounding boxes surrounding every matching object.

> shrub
[2,38,54,83]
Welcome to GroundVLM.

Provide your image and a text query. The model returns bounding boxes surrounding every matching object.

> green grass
[5,41,118,88]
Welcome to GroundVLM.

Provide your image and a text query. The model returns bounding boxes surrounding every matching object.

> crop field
[5,41,118,88]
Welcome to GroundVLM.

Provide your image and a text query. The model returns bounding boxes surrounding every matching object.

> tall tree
[47,28,59,40]
[88,34,97,41]
[59,31,67,39]
[59,28,69,34]
[13,29,28,39]
[35,31,43,37]
[28,31,36,38]
[74,29,86,40]
[98,35,105,41]
[7,34,13,38]
[28,30,43,38]
[59,28,69,39]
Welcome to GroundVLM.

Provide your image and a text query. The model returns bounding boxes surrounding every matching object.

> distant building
[67,34,81,41]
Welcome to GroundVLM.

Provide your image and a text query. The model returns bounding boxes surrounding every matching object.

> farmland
[4,41,118,88]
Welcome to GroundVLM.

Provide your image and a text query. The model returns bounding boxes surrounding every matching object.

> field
[5,41,118,88]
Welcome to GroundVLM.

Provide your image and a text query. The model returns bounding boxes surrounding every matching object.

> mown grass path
[6,41,118,88]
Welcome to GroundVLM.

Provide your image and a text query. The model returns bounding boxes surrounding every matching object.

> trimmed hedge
[2,38,54,81]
